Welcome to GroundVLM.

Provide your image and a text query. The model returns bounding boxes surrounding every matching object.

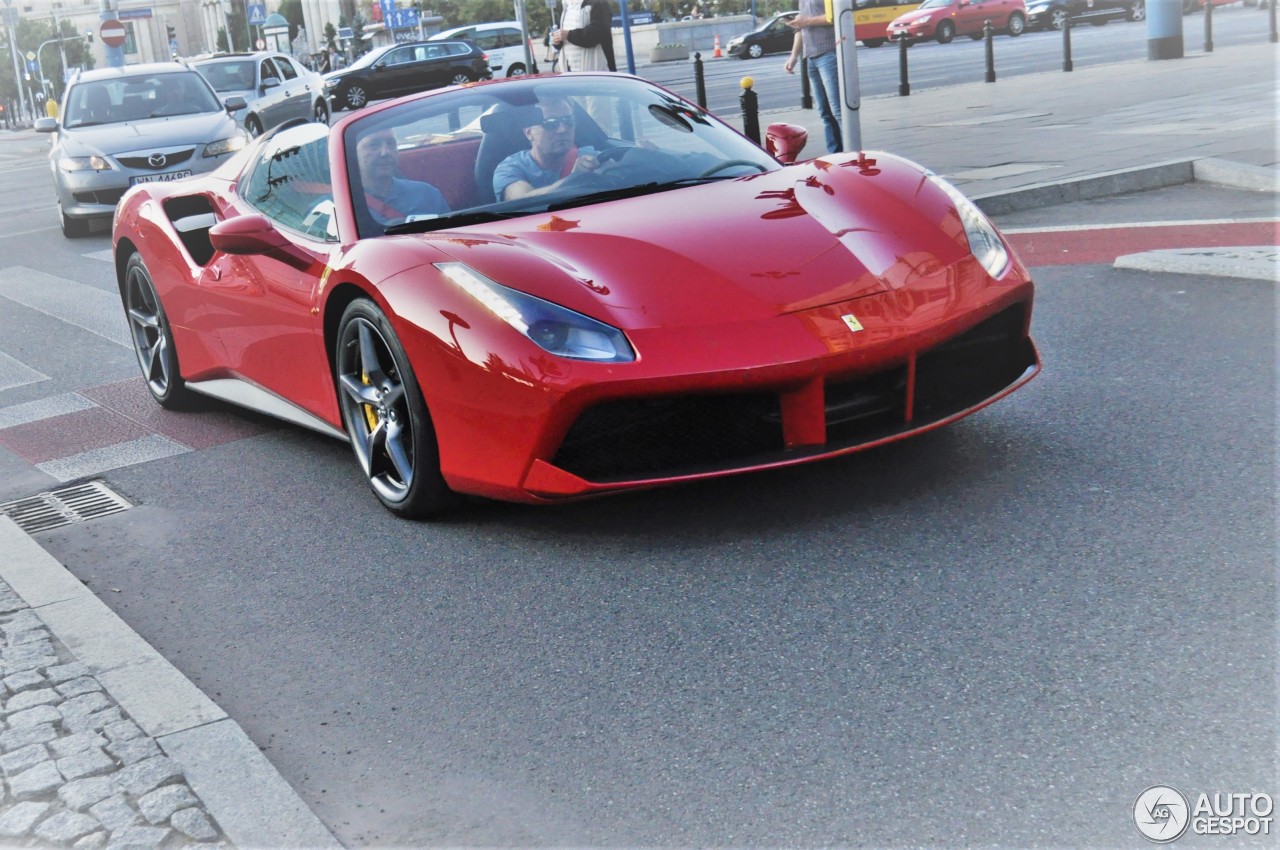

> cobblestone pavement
[0,579,230,850]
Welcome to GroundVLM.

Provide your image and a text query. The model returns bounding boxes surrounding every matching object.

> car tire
[313,98,330,124]
[335,299,454,519]
[59,203,89,238]
[1008,12,1026,34]
[936,20,956,43]
[342,83,368,110]
[1127,0,1146,19]
[747,43,764,58]
[507,63,527,77]
[122,252,190,409]
[449,71,474,86]
[862,38,886,47]
[1049,8,1069,29]
[244,114,264,138]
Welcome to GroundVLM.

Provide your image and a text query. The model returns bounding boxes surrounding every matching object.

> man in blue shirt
[356,129,451,225]
[492,97,600,202]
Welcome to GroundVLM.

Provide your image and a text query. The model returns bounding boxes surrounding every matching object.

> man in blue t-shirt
[492,97,600,202]
[356,129,451,225]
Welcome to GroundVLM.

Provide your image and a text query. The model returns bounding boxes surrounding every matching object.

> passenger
[492,98,600,201]
[356,129,451,225]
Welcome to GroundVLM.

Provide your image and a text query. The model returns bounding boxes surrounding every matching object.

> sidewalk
[0,37,1276,850]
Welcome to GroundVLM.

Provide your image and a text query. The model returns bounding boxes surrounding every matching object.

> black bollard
[984,20,996,83]
[1205,0,1214,52]
[741,79,761,145]
[1062,17,1073,72]
[898,35,910,95]
[800,58,813,110]
[1272,0,1278,44]
[693,52,707,109]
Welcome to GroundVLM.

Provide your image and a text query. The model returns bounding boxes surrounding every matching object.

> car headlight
[929,174,1010,278]
[916,15,932,24]
[1027,3,1049,12]
[59,154,112,172]
[203,133,247,158]
[325,78,340,89]
[437,262,635,362]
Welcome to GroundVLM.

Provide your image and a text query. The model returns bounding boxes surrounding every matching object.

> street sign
[248,4,267,26]
[100,19,127,48]
[255,38,265,50]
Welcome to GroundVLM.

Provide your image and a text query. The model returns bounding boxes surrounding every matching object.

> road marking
[0,266,129,348]
[84,248,114,263]
[0,393,93,428]
[1001,217,1279,234]
[0,351,48,392]
[35,434,189,482]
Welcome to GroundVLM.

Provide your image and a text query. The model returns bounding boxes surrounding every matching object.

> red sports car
[113,73,1039,518]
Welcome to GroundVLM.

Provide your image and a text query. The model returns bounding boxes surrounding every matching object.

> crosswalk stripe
[0,351,48,393]
[35,434,189,482]
[0,393,94,428]
[0,266,129,348]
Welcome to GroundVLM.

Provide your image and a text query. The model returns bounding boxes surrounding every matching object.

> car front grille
[117,149,195,170]
[551,303,1035,483]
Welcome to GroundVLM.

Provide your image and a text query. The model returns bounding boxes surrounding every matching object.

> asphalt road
[0,117,1273,847]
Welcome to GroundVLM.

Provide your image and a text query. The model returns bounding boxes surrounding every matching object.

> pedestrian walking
[784,0,843,153]
[554,0,616,72]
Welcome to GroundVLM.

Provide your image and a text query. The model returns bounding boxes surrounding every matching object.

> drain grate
[0,481,133,534]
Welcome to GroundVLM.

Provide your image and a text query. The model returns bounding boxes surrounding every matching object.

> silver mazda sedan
[36,62,248,238]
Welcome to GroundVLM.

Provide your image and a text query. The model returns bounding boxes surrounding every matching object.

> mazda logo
[147,153,167,168]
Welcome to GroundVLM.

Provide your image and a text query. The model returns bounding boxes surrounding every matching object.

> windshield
[194,59,256,92]
[344,76,781,239]
[63,72,223,127]
[917,0,951,8]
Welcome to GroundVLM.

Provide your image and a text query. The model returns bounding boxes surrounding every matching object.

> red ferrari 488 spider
[112,73,1038,517]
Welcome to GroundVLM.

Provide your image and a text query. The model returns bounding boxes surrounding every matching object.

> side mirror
[765,122,808,163]
[261,77,281,90]
[209,213,290,255]
[224,95,247,112]
[34,117,58,133]
[210,213,316,271]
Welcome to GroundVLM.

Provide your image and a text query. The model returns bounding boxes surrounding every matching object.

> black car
[1025,0,1144,30]
[324,40,491,111]
[726,11,799,59]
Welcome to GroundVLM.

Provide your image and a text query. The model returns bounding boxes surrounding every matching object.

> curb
[1114,246,1279,283]
[0,518,341,850]
[971,158,1198,216]
[1193,157,1280,193]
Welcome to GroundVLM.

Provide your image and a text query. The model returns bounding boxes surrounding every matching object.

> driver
[356,129,451,225]
[492,97,601,202]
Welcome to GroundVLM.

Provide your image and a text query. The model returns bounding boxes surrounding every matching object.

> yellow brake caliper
[362,370,379,431]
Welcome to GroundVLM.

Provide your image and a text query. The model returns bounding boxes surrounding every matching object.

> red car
[112,74,1039,518]
[890,0,1028,43]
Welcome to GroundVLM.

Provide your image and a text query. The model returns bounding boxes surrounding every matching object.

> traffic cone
[713,34,722,58]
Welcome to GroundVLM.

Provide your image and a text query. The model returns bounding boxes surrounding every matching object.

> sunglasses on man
[536,115,575,131]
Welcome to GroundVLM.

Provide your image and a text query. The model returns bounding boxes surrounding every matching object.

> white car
[193,52,329,137]
[430,21,538,77]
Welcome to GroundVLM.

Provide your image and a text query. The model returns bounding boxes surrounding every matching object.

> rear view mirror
[765,123,808,163]
[224,95,247,112]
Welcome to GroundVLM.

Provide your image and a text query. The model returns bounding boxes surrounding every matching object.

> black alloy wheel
[1128,0,1146,20]
[449,71,474,86]
[335,299,452,518]
[1050,8,1070,29]
[343,82,368,110]
[123,253,189,408]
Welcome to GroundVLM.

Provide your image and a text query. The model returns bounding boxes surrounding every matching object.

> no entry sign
[100,19,127,48]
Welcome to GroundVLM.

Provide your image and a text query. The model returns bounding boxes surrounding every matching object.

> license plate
[131,170,192,184]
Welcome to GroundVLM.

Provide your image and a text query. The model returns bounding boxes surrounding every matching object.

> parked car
[324,40,491,111]
[430,22,537,78]
[1025,0,1144,30]
[192,51,329,137]
[726,11,799,58]
[34,63,246,238]
[110,73,1038,517]
[890,0,1027,42]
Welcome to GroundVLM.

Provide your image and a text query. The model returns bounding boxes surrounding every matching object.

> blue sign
[248,4,267,26]
[118,8,153,20]
[389,9,419,29]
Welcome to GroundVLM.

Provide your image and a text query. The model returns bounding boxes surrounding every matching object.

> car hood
[419,154,970,330]
[60,112,239,156]
[891,9,939,25]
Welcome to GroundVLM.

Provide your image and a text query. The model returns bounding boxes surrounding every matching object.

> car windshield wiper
[383,208,524,234]
[543,177,724,212]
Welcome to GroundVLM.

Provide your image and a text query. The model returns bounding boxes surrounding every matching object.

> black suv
[324,40,491,111]
[1025,0,1145,29]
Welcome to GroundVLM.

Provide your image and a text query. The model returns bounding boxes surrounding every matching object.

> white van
[429,22,538,77]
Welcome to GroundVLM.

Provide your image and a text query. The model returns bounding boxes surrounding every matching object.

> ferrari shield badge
[841,313,864,333]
